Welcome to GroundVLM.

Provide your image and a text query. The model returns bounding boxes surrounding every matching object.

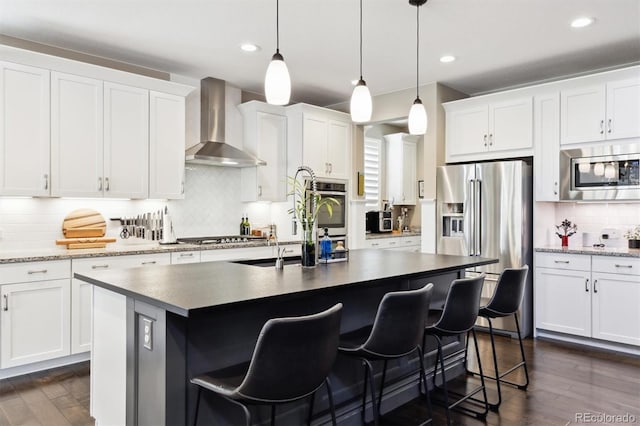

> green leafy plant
[287,177,339,232]
[624,225,640,240]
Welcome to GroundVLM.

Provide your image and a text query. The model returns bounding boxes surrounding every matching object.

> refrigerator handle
[476,179,482,256]
[468,179,475,256]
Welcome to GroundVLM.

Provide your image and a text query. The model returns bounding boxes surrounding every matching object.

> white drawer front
[536,252,590,271]
[171,251,201,264]
[0,260,71,285]
[72,253,171,274]
[201,246,275,263]
[592,256,640,276]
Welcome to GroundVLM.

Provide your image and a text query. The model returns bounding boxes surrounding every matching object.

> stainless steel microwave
[560,144,640,201]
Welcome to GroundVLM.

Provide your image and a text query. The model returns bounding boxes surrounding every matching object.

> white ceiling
[2,0,639,106]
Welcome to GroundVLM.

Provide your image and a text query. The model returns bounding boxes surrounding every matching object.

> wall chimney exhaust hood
[185,77,266,167]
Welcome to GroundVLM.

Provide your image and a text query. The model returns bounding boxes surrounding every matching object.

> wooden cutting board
[62,209,106,238]
[55,237,117,249]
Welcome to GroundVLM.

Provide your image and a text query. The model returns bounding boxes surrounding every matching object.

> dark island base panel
[132,271,466,426]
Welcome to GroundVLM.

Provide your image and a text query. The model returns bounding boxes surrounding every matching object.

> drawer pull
[593,279,598,293]
[283,248,293,254]
[3,295,7,311]
[92,264,109,269]
[27,269,48,274]
[614,264,633,269]
[554,260,570,264]
[180,253,194,257]
[585,278,589,292]
[142,261,157,265]
[389,242,397,245]
[371,243,379,247]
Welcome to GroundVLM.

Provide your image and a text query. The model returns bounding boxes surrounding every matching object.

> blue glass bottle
[320,228,332,260]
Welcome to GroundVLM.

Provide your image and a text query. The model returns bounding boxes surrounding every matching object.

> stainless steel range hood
[185,77,266,167]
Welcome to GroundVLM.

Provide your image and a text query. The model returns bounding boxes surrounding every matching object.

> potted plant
[288,178,338,267]
[624,225,640,249]
[555,219,577,247]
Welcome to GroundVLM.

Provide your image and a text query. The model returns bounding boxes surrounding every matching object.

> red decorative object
[561,236,569,247]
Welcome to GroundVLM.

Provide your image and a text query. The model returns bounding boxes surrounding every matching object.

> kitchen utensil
[62,209,106,238]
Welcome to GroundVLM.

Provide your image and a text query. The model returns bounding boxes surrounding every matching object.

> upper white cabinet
[385,133,417,205]
[51,72,104,197]
[445,96,533,162]
[104,82,149,199]
[533,93,560,201]
[560,77,640,145]
[239,101,288,202]
[149,91,186,199]
[0,62,50,196]
[287,104,352,180]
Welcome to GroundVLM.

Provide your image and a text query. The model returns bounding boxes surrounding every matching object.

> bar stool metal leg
[325,377,338,426]
[416,346,433,424]
[307,391,315,426]
[193,387,202,426]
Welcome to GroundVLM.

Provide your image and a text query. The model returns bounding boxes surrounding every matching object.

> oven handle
[313,190,347,196]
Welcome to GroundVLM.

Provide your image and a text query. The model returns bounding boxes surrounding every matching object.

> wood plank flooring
[0,334,638,425]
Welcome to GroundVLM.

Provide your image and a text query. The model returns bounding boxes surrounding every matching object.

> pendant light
[265,0,291,105]
[350,0,372,123]
[408,0,428,135]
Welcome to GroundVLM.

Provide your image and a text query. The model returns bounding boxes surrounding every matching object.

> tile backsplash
[0,164,294,251]
[541,202,640,247]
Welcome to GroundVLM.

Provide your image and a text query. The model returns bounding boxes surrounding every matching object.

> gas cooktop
[176,235,265,245]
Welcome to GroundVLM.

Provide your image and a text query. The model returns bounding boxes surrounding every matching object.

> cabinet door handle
[329,163,333,174]
[44,174,49,190]
[27,269,48,274]
[258,185,262,197]
[180,253,194,257]
[181,181,185,194]
[593,279,598,293]
[105,177,110,191]
[92,264,109,269]
[554,260,570,264]
[389,241,397,245]
[585,278,589,292]
[3,295,7,311]
[553,181,558,195]
[607,119,612,134]
[283,248,294,254]
[599,120,604,134]
[483,134,488,147]
[141,261,157,265]
[98,177,103,191]
[489,133,493,146]
[614,264,633,269]
[371,243,379,247]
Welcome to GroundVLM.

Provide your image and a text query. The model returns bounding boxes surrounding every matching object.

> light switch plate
[143,317,153,351]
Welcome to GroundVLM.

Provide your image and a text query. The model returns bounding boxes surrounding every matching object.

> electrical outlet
[143,317,153,351]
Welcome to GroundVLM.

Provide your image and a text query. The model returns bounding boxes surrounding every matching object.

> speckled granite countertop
[535,246,640,258]
[366,231,421,240]
[0,240,300,264]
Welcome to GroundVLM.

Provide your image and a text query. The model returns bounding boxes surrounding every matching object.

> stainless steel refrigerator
[436,160,533,337]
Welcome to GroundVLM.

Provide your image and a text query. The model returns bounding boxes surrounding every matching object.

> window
[364,137,382,210]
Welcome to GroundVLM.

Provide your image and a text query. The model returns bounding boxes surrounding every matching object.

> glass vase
[300,221,317,268]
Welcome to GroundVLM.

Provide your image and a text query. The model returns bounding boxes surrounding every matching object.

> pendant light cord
[359,0,363,80]
[276,0,280,53]
[416,3,420,99]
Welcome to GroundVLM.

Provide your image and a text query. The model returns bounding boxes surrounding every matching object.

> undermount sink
[232,256,301,268]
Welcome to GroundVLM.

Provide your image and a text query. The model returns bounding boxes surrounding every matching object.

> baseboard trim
[0,352,90,379]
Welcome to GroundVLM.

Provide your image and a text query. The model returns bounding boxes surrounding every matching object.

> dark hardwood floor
[1,333,638,426]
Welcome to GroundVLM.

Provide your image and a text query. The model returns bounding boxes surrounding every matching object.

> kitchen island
[76,249,497,425]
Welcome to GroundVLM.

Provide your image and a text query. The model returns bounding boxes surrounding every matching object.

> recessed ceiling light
[440,55,456,63]
[570,17,594,28]
[240,43,260,52]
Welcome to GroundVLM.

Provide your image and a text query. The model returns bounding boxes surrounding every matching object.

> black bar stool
[338,283,434,426]
[423,275,488,426]
[190,303,343,426]
[466,265,530,410]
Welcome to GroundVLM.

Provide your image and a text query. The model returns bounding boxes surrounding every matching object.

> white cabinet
[560,77,640,145]
[103,82,149,199]
[0,260,71,368]
[239,101,288,202]
[591,256,640,346]
[51,71,104,197]
[70,253,170,354]
[533,93,560,201]
[445,96,533,162]
[385,133,417,205]
[364,236,421,252]
[201,246,278,263]
[287,104,352,180]
[149,91,186,199]
[535,252,640,347]
[0,62,50,196]
[171,251,201,264]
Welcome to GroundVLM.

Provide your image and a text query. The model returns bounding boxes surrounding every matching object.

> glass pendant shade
[578,162,591,174]
[593,162,605,176]
[408,98,427,135]
[350,80,372,123]
[265,52,291,105]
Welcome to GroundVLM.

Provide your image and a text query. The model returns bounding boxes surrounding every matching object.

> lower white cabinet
[201,246,281,263]
[535,253,640,347]
[171,250,201,264]
[0,260,71,368]
[364,236,421,252]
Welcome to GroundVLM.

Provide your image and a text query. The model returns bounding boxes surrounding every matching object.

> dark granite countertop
[0,240,299,265]
[76,249,497,317]
[535,246,640,258]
